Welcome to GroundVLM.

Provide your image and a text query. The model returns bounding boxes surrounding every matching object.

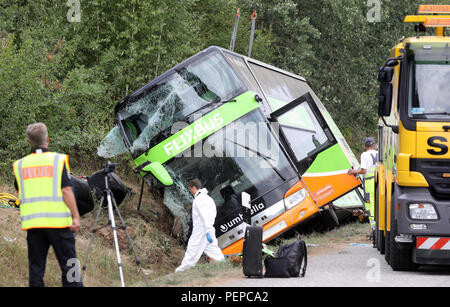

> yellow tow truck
[375,4,450,270]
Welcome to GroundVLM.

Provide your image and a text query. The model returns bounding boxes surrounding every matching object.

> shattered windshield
[162,110,297,240]
[408,45,450,120]
[117,50,246,156]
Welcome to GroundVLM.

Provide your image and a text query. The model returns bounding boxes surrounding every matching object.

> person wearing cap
[348,137,377,231]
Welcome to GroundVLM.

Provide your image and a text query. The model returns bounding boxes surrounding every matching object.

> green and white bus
[113,46,363,255]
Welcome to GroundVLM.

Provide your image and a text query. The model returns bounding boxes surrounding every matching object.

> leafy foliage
[0,0,424,176]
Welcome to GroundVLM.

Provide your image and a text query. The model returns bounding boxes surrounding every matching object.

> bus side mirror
[378,82,393,117]
[142,162,173,186]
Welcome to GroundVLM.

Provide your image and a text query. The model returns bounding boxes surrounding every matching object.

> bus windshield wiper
[225,138,286,181]
[186,98,237,119]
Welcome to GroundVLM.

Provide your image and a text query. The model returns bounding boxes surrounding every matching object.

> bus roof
[114,46,306,113]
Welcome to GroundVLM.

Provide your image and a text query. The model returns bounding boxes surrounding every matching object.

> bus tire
[319,205,339,231]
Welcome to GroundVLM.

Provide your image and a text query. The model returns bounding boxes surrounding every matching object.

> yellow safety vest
[13,152,72,230]
[364,165,376,225]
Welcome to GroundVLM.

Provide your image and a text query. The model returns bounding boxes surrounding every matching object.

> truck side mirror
[378,82,393,117]
[378,66,394,83]
[377,57,399,118]
[141,162,173,186]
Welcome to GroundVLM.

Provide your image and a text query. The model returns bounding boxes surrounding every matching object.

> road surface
[220,243,450,287]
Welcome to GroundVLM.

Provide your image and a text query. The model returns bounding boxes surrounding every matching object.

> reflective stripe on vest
[14,152,72,230]
[364,165,376,181]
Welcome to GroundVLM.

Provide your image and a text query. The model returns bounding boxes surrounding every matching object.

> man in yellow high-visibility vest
[13,123,83,287]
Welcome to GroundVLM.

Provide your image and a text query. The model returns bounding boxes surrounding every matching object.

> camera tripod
[81,162,149,287]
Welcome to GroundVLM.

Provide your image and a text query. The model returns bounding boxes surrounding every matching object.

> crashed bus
[108,46,363,255]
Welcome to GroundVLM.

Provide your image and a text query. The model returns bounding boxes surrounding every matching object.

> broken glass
[117,50,246,157]
[163,167,194,242]
[97,125,128,158]
[163,110,297,242]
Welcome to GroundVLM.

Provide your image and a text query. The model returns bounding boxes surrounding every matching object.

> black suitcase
[242,225,263,277]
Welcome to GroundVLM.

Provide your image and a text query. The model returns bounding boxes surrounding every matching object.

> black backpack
[264,236,307,278]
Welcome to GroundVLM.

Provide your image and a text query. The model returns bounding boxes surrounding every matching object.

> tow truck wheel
[385,230,391,264]
[388,200,418,271]
[378,190,385,255]
[374,183,385,254]
[384,189,391,264]
[374,182,379,248]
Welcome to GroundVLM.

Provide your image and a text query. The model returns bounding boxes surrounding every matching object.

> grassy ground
[0,177,189,287]
[0,176,371,287]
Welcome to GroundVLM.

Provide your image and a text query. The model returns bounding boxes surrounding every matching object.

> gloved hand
[206,232,213,243]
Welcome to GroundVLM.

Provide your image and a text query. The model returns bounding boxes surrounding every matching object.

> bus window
[117,50,246,156]
[162,109,298,244]
[225,54,261,94]
[248,62,310,109]
[271,93,335,173]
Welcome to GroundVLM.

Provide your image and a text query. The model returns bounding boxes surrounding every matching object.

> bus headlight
[284,188,307,210]
[409,203,438,220]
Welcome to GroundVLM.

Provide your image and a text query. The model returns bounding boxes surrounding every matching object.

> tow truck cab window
[407,44,450,121]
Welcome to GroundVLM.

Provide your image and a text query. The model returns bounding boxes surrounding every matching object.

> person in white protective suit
[175,179,225,272]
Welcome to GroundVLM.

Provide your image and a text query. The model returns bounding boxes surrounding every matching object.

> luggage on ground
[87,170,129,206]
[264,236,307,278]
[264,257,290,277]
[70,174,94,216]
[242,225,263,277]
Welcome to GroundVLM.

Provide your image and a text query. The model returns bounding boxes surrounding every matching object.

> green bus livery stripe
[134,91,260,165]
[305,143,351,174]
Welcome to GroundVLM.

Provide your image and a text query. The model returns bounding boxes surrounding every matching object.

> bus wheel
[319,205,339,231]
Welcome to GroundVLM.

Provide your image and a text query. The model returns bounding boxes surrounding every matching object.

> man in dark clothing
[13,123,83,287]
[219,186,241,219]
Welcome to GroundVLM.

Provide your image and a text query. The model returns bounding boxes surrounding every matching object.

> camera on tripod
[103,161,117,174]
[79,161,149,287]
[71,161,131,216]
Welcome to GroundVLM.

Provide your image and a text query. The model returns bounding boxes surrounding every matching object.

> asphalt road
[221,243,450,287]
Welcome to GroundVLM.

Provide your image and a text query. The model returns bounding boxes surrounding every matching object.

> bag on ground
[268,236,307,277]
[264,257,290,278]
[70,174,95,216]
[242,225,263,277]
